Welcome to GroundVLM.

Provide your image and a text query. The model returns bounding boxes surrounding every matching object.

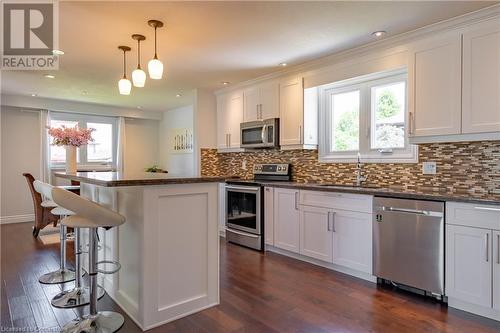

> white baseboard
[0,214,34,224]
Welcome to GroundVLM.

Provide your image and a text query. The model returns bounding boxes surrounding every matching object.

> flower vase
[65,145,77,174]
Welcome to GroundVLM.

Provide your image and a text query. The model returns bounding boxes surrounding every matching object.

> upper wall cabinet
[408,17,500,143]
[243,81,279,121]
[462,17,500,134]
[217,90,243,151]
[279,77,318,149]
[408,31,462,137]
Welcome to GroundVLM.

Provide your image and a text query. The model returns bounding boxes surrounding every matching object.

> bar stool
[51,224,105,308]
[52,187,125,333]
[33,181,76,284]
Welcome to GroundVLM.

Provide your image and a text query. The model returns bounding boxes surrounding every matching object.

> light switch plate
[422,162,437,175]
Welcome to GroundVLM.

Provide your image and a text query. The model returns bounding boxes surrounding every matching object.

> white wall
[0,106,41,221]
[193,89,217,175]
[159,105,195,176]
[0,106,160,222]
[124,118,160,174]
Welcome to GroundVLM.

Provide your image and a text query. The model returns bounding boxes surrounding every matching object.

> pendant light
[131,34,147,87]
[118,46,132,95]
[147,20,164,80]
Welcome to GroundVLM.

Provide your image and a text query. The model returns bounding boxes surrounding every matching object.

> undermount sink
[317,183,380,189]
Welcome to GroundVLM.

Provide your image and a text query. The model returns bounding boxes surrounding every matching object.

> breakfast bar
[54,172,224,331]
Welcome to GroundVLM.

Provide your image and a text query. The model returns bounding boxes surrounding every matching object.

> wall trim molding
[0,214,35,224]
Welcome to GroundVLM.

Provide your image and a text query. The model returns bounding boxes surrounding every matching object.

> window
[318,69,417,163]
[49,112,118,168]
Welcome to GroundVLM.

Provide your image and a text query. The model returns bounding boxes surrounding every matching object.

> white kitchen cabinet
[243,81,279,122]
[279,76,318,149]
[331,210,372,274]
[462,17,500,134]
[494,230,500,311]
[217,90,243,151]
[299,205,333,262]
[273,188,300,253]
[408,31,462,137]
[445,224,492,308]
[264,187,274,246]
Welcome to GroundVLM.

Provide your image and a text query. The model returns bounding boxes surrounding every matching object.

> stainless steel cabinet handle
[327,212,332,231]
[327,211,335,232]
[409,112,414,135]
[497,234,500,264]
[295,192,299,210]
[474,206,500,212]
[486,233,489,262]
[228,133,231,147]
[331,212,336,232]
[299,125,303,144]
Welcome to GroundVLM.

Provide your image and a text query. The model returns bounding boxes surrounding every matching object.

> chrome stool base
[61,311,124,333]
[51,285,105,308]
[38,269,75,284]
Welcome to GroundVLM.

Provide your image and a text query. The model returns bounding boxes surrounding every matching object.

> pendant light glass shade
[118,46,132,95]
[118,77,132,95]
[131,34,146,87]
[148,20,164,79]
[148,57,163,79]
[132,68,146,87]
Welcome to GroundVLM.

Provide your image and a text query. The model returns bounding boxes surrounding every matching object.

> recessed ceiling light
[137,106,142,109]
[222,81,230,86]
[52,49,64,55]
[31,93,38,97]
[176,94,182,98]
[81,90,88,95]
[372,31,386,38]
[44,74,55,79]
[279,63,287,67]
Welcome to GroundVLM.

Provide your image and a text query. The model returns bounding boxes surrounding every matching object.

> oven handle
[226,185,261,192]
[226,228,260,238]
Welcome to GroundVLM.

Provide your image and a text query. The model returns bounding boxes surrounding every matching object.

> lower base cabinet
[446,224,492,308]
[273,188,300,253]
[331,210,372,274]
[445,202,500,321]
[300,206,333,262]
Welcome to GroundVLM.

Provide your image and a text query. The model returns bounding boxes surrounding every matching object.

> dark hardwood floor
[1,222,499,332]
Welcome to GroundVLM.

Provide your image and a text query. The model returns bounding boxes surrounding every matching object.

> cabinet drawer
[446,202,500,230]
[299,190,373,213]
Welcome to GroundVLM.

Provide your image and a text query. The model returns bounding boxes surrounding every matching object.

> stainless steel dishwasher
[373,197,445,297]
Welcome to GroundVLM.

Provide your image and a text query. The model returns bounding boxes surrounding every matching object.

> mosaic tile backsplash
[201,141,500,197]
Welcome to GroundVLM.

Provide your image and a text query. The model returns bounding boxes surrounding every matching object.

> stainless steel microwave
[240,118,279,149]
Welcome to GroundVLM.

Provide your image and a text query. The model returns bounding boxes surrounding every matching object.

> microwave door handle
[261,124,267,144]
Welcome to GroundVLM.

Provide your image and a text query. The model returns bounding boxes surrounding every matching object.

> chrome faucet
[355,153,367,186]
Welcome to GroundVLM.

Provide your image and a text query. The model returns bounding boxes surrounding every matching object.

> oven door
[226,185,261,235]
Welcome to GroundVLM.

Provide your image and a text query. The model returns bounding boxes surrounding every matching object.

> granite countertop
[227,179,500,206]
[54,171,227,187]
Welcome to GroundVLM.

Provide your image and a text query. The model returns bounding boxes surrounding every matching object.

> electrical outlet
[242,160,247,170]
[422,162,437,175]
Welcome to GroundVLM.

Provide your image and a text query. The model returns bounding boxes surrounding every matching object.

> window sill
[50,165,116,172]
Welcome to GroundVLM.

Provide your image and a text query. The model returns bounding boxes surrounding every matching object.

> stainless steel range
[225,163,290,250]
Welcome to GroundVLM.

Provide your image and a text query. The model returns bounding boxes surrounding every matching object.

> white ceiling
[1,1,495,112]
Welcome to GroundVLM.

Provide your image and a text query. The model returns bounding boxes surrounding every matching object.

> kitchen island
[54,172,224,331]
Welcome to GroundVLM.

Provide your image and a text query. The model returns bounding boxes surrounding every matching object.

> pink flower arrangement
[47,125,95,147]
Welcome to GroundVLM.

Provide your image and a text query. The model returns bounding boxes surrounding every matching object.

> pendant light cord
[154,27,158,59]
[137,39,141,69]
[123,50,126,79]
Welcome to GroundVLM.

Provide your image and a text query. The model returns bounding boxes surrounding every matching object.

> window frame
[318,69,417,163]
[49,112,118,170]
